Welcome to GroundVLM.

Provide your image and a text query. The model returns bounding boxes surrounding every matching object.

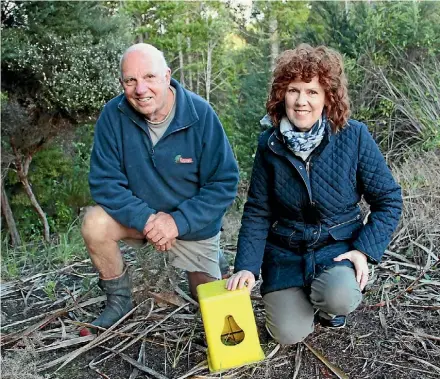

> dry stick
[396,304,440,310]
[1,307,69,346]
[50,287,83,309]
[87,321,154,368]
[408,357,440,374]
[33,335,96,352]
[102,347,169,379]
[378,310,389,338]
[175,360,209,379]
[384,249,414,264]
[4,259,91,292]
[369,260,439,308]
[173,285,199,307]
[53,299,150,373]
[147,290,188,307]
[88,361,111,379]
[266,343,281,359]
[114,302,189,354]
[303,342,349,379]
[129,341,146,379]
[58,317,67,340]
[79,302,155,366]
[411,240,439,266]
[371,360,435,375]
[292,343,303,379]
[398,274,440,286]
[93,302,186,367]
[381,260,423,270]
[390,327,440,342]
[0,295,106,333]
[23,282,37,310]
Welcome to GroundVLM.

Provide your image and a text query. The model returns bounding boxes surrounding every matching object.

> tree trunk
[205,40,217,103]
[1,179,21,247]
[186,18,193,91]
[269,14,279,75]
[177,33,185,86]
[11,144,50,242]
[21,174,50,242]
[196,62,201,95]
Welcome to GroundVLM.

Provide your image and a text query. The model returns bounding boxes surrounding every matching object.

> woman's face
[284,76,326,132]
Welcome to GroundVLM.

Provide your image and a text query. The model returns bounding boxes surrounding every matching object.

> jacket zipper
[269,133,313,203]
[124,115,192,168]
[330,214,362,229]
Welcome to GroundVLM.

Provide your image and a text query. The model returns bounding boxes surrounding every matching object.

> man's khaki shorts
[124,232,222,279]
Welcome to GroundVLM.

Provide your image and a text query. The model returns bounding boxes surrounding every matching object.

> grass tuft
[1,218,88,280]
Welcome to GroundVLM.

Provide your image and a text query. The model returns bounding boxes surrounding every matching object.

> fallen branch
[369,260,439,308]
[390,327,440,342]
[45,300,151,372]
[303,341,348,379]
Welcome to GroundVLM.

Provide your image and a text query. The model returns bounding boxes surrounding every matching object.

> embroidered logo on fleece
[174,154,194,164]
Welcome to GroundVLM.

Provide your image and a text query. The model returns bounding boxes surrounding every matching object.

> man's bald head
[119,43,172,122]
[119,44,168,78]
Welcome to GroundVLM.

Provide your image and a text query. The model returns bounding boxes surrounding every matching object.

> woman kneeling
[227,44,402,344]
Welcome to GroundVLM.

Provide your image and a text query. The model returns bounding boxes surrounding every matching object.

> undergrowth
[1,218,88,280]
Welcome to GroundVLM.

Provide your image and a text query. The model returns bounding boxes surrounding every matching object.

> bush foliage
[1,0,439,248]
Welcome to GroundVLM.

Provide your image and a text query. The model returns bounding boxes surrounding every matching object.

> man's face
[120,50,171,122]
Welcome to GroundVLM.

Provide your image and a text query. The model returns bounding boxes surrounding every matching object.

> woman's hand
[226,270,256,293]
[334,250,369,291]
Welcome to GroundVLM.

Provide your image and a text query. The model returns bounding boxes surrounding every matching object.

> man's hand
[143,212,179,250]
[155,238,176,252]
[334,250,369,291]
[225,270,256,294]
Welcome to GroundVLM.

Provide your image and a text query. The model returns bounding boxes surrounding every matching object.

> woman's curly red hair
[266,44,350,132]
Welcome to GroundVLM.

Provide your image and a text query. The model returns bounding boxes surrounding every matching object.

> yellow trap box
[197,279,265,372]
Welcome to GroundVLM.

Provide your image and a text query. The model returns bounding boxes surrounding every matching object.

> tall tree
[123,1,237,102]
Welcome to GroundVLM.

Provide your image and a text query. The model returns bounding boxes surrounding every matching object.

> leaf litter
[1,210,439,378]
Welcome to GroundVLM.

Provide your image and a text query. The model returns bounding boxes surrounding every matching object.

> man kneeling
[81,43,239,331]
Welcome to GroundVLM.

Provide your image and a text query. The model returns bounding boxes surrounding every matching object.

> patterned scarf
[280,114,327,159]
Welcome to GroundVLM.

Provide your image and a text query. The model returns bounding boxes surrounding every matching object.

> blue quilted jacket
[234,119,402,295]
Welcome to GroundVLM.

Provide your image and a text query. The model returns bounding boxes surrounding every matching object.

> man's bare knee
[82,206,115,243]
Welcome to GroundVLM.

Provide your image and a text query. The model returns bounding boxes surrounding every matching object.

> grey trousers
[263,266,362,344]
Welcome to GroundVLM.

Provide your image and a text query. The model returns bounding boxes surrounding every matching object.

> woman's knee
[265,316,314,345]
[319,286,362,315]
[264,287,315,345]
[311,266,362,315]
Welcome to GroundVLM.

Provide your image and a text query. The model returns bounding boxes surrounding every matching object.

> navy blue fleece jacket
[89,78,239,240]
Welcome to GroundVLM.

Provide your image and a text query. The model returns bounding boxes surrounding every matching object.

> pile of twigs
[1,243,438,378]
